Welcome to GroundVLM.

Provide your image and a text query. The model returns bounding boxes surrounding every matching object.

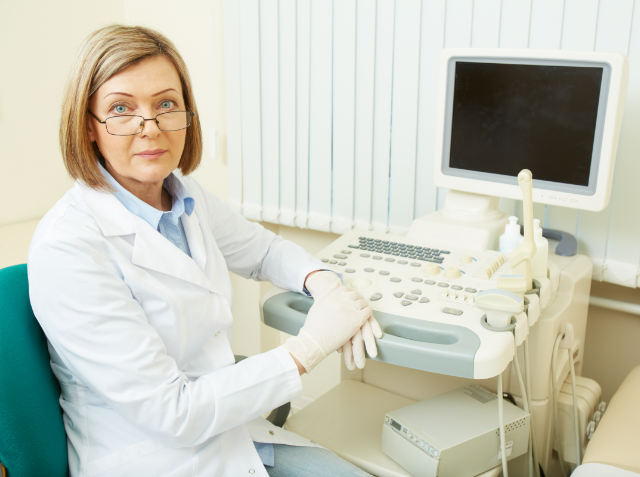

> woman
[28,25,381,477]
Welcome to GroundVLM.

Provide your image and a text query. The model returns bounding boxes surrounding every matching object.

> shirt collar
[99,163,195,231]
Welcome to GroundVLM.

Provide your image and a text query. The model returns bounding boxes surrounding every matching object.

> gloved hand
[304,271,383,371]
[339,314,383,370]
[281,274,372,372]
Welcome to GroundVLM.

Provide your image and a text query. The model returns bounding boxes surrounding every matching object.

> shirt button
[249,470,255,474]
[269,430,274,435]
[215,331,220,337]
[210,291,214,294]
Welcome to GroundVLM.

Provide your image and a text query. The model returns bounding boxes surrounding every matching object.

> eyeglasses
[88,110,195,136]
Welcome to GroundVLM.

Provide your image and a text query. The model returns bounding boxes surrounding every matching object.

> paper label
[462,385,497,404]
[498,441,513,459]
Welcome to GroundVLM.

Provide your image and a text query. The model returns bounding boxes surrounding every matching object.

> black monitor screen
[449,62,603,187]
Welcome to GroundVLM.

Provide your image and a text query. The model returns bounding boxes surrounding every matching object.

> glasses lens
[105,116,143,136]
[156,111,191,131]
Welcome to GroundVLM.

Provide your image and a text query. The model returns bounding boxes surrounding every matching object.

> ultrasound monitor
[433,49,629,212]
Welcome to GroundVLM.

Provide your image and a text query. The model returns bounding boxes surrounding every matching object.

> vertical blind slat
[444,0,474,48]
[307,0,333,232]
[600,0,640,285]
[223,0,243,213]
[353,0,377,231]
[438,0,474,211]
[560,0,599,50]
[528,0,564,228]
[471,0,502,48]
[414,0,446,219]
[260,0,281,224]
[371,0,396,233]
[528,0,564,50]
[497,0,532,220]
[545,0,600,235]
[388,0,423,234]
[576,1,632,268]
[239,0,263,221]
[279,0,297,227]
[499,0,532,48]
[295,0,311,229]
[331,0,357,235]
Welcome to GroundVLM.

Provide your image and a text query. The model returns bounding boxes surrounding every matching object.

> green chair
[0,264,68,477]
[0,264,291,477]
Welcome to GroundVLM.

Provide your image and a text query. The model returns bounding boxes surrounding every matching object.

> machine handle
[262,292,481,378]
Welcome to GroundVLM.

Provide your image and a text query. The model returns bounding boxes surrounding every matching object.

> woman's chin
[131,159,178,182]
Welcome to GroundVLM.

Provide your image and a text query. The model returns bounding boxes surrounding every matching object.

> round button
[349,278,373,289]
[423,263,441,276]
[249,470,255,474]
[414,436,419,442]
[215,331,220,337]
[269,430,275,435]
[445,266,461,279]
[460,254,472,264]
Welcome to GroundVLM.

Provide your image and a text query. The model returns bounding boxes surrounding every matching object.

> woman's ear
[87,117,96,142]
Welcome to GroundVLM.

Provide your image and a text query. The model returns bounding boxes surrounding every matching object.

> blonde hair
[60,24,202,190]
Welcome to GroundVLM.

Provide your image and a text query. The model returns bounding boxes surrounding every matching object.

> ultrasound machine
[259,48,629,477]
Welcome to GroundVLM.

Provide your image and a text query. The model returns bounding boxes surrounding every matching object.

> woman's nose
[139,116,162,137]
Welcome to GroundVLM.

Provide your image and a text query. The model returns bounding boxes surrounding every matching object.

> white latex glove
[305,271,383,370]
[281,274,372,372]
[339,314,383,370]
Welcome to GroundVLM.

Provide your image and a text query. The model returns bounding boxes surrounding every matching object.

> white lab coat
[28,175,326,477]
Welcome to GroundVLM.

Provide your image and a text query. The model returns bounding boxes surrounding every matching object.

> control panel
[321,231,510,321]
[260,230,526,379]
[384,415,441,460]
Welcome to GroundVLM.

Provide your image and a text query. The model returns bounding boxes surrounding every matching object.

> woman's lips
[135,149,166,159]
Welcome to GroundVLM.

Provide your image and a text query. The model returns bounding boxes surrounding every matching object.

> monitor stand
[407,190,509,252]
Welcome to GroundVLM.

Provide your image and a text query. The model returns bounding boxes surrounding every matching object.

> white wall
[0,1,126,227]
[1,0,639,404]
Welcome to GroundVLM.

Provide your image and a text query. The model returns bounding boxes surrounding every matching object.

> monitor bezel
[442,58,612,196]
[434,49,629,212]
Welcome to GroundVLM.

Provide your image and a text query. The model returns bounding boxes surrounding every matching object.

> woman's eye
[161,100,173,109]
[114,105,127,114]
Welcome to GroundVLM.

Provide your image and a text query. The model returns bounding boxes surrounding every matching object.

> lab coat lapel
[130,214,212,291]
[77,180,213,291]
[180,210,206,272]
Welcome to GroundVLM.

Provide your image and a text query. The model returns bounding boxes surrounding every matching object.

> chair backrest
[0,264,68,477]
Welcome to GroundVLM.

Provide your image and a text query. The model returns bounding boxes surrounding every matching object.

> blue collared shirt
[101,165,275,466]
[102,166,194,257]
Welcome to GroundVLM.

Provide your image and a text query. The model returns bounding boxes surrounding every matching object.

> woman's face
[88,55,187,188]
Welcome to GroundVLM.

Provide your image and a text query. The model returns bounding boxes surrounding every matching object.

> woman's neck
[106,163,172,212]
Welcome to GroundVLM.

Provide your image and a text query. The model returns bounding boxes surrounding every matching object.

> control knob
[423,263,441,276]
[460,254,472,264]
[445,266,461,279]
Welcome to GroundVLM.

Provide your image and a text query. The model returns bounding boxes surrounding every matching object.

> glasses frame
[88,109,195,136]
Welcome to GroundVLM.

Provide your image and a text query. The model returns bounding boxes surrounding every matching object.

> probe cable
[524,338,542,477]
[552,328,581,476]
[513,338,533,477]
[485,314,533,477]
[552,333,568,477]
